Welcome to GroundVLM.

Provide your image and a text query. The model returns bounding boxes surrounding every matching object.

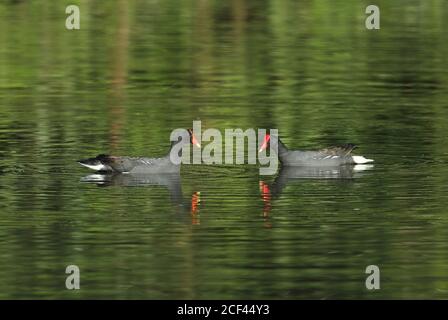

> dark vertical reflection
[109,0,129,152]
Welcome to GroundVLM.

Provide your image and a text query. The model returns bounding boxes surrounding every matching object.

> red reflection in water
[191,191,201,225]
[259,181,272,228]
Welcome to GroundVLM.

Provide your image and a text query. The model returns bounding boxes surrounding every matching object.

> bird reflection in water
[80,173,201,224]
[259,165,374,223]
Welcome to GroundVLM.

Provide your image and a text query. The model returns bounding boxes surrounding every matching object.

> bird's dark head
[77,154,113,171]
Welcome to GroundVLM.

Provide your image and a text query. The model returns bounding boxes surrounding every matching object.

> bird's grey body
[124,157,180,174]
[78,154,181,174]
[279,149,357,166]
[264,134,373,167]
[78,129,197,174]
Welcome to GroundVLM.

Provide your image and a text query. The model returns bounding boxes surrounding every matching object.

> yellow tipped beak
[258,141,268,153]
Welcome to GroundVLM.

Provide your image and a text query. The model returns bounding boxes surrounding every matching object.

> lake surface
[1,0,448,299]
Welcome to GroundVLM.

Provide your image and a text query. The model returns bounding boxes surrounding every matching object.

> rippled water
[1,0,448,299]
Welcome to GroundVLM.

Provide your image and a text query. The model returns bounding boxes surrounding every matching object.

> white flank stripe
[352,156,374,164]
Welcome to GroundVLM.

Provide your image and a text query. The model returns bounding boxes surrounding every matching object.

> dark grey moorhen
[258,133,373,166]
[78,129,200,174]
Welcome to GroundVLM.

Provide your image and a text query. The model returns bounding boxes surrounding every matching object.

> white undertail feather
[353,164,374,171]
[78,162,108,171]
[80,174,107,181]
[352,156,374,164]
